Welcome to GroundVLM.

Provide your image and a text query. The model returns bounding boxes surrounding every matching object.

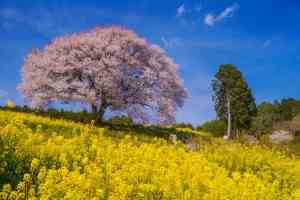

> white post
[225,95,231,140]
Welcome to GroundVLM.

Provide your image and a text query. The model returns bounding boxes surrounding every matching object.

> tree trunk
[91,103,106,123]
[226,96,231,139]
[97,105,106,123]
[91,103,99,121]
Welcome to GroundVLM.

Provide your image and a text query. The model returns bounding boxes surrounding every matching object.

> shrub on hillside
[4,100,15,108]
[197,119,225,137]
[170,122,194,129]
[291,114,300,135]
[107,115,134,126]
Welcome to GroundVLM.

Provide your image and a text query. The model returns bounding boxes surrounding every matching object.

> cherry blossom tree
[18,26,187,124]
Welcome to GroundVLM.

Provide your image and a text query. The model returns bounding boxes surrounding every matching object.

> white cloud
[204,3,239,26]
[263,40,272,48]
[176,4,186,17]
[204,14,216,26]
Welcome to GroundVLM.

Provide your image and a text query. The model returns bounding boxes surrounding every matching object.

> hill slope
[0,111,300,199]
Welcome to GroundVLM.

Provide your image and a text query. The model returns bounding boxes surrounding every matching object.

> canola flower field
[1,111,300,199]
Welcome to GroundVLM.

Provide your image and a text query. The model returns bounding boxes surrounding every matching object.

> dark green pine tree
[212,64,257,138]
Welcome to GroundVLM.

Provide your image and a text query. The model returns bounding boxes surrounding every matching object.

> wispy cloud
[263,40,272,48]
[204,3,239,26]
[204,14,216,26]
[176,4,186,17]
[161,36,182,49]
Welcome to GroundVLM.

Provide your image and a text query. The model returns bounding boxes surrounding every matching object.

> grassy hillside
[1,111,300,199]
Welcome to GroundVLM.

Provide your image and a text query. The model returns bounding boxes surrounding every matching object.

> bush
[170,122,194,129]
[4,100,15,108]
[107,115,134,126]
[197,119,226,137]
[291,114,300,134]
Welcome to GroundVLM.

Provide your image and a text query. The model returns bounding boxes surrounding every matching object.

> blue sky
[0,0,300,125]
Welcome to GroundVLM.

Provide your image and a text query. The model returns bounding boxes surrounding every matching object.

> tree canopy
[251,99,300,135]
[18,26,187,124]
[212,64,256,137]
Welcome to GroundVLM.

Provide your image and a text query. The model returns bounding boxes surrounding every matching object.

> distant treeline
[198,98,300,137]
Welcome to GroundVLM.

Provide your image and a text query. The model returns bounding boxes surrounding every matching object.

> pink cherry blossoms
[18,26,187,124]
